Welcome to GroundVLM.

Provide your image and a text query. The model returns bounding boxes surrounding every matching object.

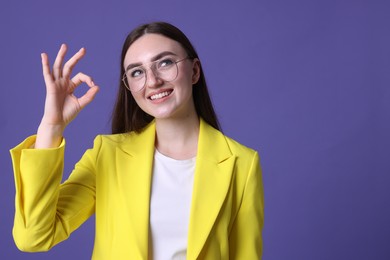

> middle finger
[53,44,67,79]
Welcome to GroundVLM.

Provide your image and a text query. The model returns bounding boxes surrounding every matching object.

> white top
[149,149,196,260]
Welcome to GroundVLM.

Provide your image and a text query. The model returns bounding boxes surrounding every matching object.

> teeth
[150,91,171,100]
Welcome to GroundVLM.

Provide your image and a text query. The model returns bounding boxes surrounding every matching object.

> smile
[149,90,173,100]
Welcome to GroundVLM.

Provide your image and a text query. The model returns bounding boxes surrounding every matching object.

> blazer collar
[115,119,235,259]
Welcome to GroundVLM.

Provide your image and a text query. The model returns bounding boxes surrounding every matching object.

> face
[123,34,200,120]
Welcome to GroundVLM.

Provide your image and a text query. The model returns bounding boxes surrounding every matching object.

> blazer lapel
[115,122,156,259]
[187,119,236,259]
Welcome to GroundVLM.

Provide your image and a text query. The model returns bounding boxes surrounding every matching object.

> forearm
[10,135,98,251]
[11,136,66,251]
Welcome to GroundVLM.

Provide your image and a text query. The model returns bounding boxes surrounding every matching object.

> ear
[191,58,201,85]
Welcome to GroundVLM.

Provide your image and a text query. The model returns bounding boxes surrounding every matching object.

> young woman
[10,22,264,259]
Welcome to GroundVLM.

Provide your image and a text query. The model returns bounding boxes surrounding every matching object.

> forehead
[124,34,186,65]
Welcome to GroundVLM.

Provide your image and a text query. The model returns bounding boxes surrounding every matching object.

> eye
[129,68,144,78]
[157,58,174,69]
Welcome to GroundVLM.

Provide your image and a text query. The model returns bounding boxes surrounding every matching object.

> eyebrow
[125,51,178,71]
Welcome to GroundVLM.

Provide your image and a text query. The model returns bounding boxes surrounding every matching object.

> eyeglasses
[122,57,189,92]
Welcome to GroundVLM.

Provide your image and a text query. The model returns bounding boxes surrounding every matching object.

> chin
[148,109,175,119]
[143,103,191,120]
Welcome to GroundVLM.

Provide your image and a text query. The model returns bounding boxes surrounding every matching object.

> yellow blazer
[10,119,264,259]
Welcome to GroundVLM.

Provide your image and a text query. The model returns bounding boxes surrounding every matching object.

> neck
[155,113,200,160]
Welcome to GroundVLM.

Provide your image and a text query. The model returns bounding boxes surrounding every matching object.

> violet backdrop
[0,0,389,259]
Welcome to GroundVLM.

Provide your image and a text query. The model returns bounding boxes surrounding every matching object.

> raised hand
[36,44,99,148]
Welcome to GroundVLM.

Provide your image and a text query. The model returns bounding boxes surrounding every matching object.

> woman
[10,22,264,259]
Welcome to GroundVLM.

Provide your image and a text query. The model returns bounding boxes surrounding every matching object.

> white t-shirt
[149,149,195,260]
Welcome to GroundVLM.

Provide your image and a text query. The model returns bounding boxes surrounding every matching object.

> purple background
[1,0,389,259]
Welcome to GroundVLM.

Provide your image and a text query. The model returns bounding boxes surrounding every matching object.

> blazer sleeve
[229,151,264,259]
[10,135,100,252]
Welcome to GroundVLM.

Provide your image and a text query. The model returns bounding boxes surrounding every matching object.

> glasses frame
[122,56,190,92]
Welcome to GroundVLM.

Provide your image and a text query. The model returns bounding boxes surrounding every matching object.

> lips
[148,90,173,101]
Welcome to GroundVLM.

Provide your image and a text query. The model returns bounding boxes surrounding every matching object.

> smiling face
[123,34,200,120]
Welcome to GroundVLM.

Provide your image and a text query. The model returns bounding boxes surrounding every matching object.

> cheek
[175,78,193,98]
[176,67,195,89]
[131,92,140,101]
[131,92,146,107]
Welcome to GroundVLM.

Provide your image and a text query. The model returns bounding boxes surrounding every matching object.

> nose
[145,67,163,88]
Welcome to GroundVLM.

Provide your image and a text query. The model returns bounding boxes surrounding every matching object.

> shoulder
[92,131,141,149]
[91,122,155,155]
[200,119,259,165]
[223,134,257,155]
[222,133,260,168]
[96,132,135,144]
[203,121,258,156]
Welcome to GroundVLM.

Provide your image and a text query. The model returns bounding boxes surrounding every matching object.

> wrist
[36,123,65,148]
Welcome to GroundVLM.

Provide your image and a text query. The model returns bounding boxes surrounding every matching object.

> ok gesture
[36,44,99,148]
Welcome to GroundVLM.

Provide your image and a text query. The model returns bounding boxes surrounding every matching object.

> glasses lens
[124,67,146,92]
[155,59,178,82]
[123,58,182,92]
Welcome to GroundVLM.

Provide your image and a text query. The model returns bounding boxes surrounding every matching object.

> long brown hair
[111,22,220,133]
